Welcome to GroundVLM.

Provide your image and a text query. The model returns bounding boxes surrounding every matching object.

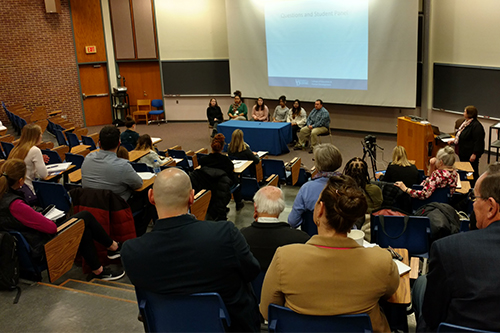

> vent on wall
[45,0,61,14]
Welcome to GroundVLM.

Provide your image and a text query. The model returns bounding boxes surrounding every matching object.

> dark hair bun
[211,134,225,152]
[336,186,367,221]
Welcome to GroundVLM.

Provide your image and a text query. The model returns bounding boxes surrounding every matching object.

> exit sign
[85,46,97,54]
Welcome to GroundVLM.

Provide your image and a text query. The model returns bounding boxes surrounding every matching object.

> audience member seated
[344,157,383,214]
[376,146,419,187]
[120,116,139,148]
[116,146,129,160]
[287,99,307,144]
[412,171,500,332]
[288,144,342,228]
[82,126,150,236]
[260,175,399,332]
[295,99,330,153]
[228,95,247,120]
[273,95,289,122]
[0,159,124,280]
[121,168,261,332]
[251,97,269,122]
[227,129,259,165]
[136,134,164,168]
[207,98,224,137]
[241,186,309,271]
[394,146,458,200]
[8,124,49,205]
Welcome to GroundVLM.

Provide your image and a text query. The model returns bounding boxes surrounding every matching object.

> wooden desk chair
[133,99,152,125]
[52,145,69,163]
[285,157,301,186]
[37,141,54,150]
[191,189,212,220]
[265,174,279,187]
[10,218,84,282]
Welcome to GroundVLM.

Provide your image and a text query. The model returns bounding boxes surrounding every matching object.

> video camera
[364,135,377,150]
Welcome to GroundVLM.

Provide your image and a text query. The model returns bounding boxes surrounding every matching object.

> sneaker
[107,242,122,260]
[93,267,125,281]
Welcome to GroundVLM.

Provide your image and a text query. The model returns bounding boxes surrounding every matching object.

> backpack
[0,232,21,303]
[414,203,460,241]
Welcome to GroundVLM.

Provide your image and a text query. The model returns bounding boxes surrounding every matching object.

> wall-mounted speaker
[45,0,61,14]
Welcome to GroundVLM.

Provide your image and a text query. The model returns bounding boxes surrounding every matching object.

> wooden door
[79,64,112,126]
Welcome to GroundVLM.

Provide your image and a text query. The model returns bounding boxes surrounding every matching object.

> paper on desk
[440,137,455,143]
[173,158,183,163]
[394,259,411,276]
[494,123,500,128]
[44,206,65,221]
[151,137,161,144]
[363,240,378,248]
[137,172,155,180]
[46,162,72,174]
[256,151,268,158]
[457,177,462,189]
[232,160,248,169]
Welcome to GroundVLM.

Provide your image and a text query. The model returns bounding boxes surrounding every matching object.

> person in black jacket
[454,105,485,186]
[207,98,224,137]
[227,129,260,165]
[376,146,420,187]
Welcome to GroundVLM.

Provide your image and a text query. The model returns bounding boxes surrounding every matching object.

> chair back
[240,177,260,201]
[121,142,134,152]
[130,162,151,173]
[137,99,152,112]
[191,190,212,220]
[65,153,85,169]
[168,149,187,159]
[151,99,163,110]
[54,130,68,146]
[437,323,496,333]
[251,270,266,303]
[371,215,431,257]
[65,132,80,149]
[135,288,231,333]
[301,210,318,236]
[411,186,451,213]
[268,304,373,333]
[262,159,286,182]
[33,180,72,213]
[41,149,63,164]
[81,135,97,151]
[1,141,14,158]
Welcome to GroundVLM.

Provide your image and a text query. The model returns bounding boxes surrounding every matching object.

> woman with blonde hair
[395,146,458,200]
[376,146,419,187]
[135,134,164,168]
[227,129,259,165]
[8,124,49,204]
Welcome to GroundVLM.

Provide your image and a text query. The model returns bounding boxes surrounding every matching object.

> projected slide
[265,0,368,90]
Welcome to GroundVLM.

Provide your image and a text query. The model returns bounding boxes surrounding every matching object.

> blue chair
[411,185,450,213]
[54,130,68,146]
[240,177,260,201]
[268,304,373,333]
[41,149,63,164]
[81,135,97,151]
[300,210,318,236]
[130,162,151,173]
[196,152,209,162]
[149,99,165,125]
[65,132,81,150]
[417,169,427,183]
[437,323,497,333]
[135,288,231,333]
[251,271,266,303]
[65,153,85,169]
[121,142,134,152]
[1,141,14,158]
[371,215,431,257]
[460,220,470,232]
[33,180,72,213]
[262,159,287,182]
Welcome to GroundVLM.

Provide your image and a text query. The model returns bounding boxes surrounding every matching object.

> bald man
[241,186,310,271]
[121,168,261,332]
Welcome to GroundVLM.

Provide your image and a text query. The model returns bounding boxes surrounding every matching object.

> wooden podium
[396,117,435,170]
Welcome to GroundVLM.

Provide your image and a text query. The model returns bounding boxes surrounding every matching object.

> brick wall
[0,0,83,127]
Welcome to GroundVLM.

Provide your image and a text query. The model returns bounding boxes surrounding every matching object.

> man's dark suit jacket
[121,214,261,332]
[422,221,500,331]
[240,221,310,271]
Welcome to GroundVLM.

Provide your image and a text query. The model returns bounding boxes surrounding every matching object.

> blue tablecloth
[218,120,292,155]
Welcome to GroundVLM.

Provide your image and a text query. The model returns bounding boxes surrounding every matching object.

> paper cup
[347,230,365,246]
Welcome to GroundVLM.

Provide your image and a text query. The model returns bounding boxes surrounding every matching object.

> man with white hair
[241,186,310,271]
[121,168,261,332]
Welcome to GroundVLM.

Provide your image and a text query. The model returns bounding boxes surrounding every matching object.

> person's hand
[470,154,476,162]
[43,154,50,164]
[308,125,313,129]
[394,181,407,193]
[375,172,382,180]
[292,122,297,126]
[214,118,218,122]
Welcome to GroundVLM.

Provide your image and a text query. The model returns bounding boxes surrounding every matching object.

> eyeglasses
[470,194,487,202]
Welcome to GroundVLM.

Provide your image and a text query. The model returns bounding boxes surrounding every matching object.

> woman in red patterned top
[394,146,458,200]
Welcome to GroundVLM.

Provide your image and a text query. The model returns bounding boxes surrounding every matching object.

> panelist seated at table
[287,99,307,144]
[8,124,50,205]
[228,95,248,120]
[260,175,399,333]
[0,159,125,280]
[394,146,458,200]
[207,98,224,137]
[251,97,269,122]
[136,134,165,169]
[295,99,330,153]
[273,95,289,122]
[227,129,260,165]
[375,146,419,188]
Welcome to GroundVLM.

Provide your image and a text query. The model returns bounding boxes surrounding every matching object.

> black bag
[112,119,125,127]
[0,231,21,303]
[414,203,460,241]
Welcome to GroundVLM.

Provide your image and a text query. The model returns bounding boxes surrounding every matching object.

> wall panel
[132,0,157,59]
[71,0,107,63]
[109,0,135,59]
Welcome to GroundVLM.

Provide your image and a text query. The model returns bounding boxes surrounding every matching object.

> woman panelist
[228,95,247,120]
[261,175,399,332]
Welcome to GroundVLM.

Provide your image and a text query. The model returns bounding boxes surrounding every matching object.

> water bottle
[153,159,161,175]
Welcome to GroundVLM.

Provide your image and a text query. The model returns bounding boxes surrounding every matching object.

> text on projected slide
[265,0,368,90]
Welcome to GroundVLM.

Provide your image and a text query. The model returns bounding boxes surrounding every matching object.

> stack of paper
[46,162,72,175]
[137,172,155,180]
[256,151,268,158]
[151,137,162,145]
[232,160,247,169]
[44,206,65,221]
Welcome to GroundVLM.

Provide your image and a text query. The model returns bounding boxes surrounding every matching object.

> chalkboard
[161,60,230,95]
[433,63,500,119]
